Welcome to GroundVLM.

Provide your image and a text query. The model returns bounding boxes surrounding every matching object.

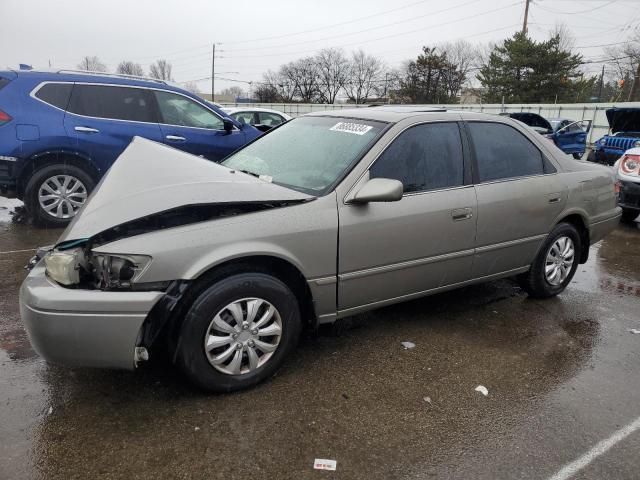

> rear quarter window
[34,83,73,109]
[0,77,11,91]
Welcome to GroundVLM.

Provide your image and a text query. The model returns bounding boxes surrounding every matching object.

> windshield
[222,116,386,195]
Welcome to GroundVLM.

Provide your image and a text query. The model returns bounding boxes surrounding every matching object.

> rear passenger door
[337,122,477,312]
[63,84,163,172]
[466,121,566,278]
[154,90,247,161]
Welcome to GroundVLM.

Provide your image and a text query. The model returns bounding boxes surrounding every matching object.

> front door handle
[451,207,473,221]
[165,135,186,142]
[74,126,99,134]
[547,192,562,204]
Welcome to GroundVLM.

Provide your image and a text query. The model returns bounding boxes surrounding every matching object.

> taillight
[620,154,640,176]
[0,109,11,125]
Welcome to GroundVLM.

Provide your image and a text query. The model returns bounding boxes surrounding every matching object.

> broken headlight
[44,250,82,286]
[90,254,152,289]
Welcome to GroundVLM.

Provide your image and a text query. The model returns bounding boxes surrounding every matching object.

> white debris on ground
[313,459,337,471]
[401,341,415,350]
[630,329,640,335]
[423,396,432,404]
[0,197,23,223]
[47,406,53,415]
[475,385,489,396]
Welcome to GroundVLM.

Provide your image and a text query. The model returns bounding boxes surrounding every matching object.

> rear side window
[67,84,155,122]
[468,122,544,182]
[0,77,11,91]
[258,112,284,126]
[370,122,464,193]
[232,111,256,125]
[34,83,72,109]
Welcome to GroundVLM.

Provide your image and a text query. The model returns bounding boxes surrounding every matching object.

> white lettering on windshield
[329,122,373,135]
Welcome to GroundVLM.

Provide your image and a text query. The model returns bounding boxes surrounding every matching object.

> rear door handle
[451,207,473,221]
[165,135,186,142]
[74,126,99,134]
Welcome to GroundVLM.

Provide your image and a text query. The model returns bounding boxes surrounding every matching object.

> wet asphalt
[1,202,639,480]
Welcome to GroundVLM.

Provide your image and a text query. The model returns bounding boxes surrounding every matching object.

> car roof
[4,69,183,91]
[226,107,286,114]
[305,106,504,123]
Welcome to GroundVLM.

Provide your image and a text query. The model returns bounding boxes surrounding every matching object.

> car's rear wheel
[518,223,581,298]
[24,164,95,227]
[621,208,638,223]
[572,152,583,160]
[176,273,301,392]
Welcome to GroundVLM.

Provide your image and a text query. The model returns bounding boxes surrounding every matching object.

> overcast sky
[1,0,636,96]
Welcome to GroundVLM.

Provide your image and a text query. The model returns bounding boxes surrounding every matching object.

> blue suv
[0,70,261,226]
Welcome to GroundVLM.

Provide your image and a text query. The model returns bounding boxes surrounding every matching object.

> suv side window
[67,84,155,122]
[258,112,284,126]
[35,83,73,110]
[154,91,224,129]
[370,122,464,194]
[468,122,544,183]
[232,111,256,125]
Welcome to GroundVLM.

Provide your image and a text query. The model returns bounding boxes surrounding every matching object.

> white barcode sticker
[313,459,337,471]
[329,122,373,135]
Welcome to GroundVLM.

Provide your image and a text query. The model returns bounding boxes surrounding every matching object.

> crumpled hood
[503,112,553,133]
[59,137,311,241]
[606,108,640,134]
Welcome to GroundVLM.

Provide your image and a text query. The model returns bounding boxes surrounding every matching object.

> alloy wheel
[38,174,88,219]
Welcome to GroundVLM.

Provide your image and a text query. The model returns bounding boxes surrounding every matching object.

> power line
[535,0,619,15]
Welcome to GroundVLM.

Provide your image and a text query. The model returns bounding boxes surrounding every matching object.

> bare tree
[77,56,107,72]
[149,60,173,81]
[255,83,279,102]
[219,86,245,99]
[315,48,348,104]
[116,61,144,76]
[344,50,384,104]
[438,40,478,95]
[282,57,320,102]
[604,31,640,100]
[263,69,296,102]
[183,81,200,94]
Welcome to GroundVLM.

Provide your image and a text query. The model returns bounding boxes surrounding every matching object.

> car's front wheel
[24,164,95,227]
[572,152,583,160]
[176,273,301,392]
[518,222,581,298]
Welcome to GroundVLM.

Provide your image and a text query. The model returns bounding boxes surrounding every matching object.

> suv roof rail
[55,69,168,85]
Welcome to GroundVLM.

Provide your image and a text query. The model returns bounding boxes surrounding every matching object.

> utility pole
[211,43,216,102]
[598,65,605,102]
[629,62,640,102]
[522,0,531,35]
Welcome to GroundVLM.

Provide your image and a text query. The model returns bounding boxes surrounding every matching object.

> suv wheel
[176,273,301,392]
[24,164,95,227]
[518,222,581,298]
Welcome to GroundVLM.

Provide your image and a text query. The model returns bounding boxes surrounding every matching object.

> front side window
[155,91,223,129]
[67,84,154,122]
[370,122,464,194]
[468,122,544,183]
[35,83,73,109]
[222,116,385,195]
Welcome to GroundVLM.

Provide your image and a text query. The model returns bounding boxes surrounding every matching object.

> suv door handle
[451,207,473,221]
[74,126,99,134]
[165,135,186,142]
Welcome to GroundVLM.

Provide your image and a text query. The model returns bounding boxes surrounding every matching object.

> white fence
[220,101,640,144]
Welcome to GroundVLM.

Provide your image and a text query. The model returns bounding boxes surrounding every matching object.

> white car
[613,147,640,223]
[223,107,292,132]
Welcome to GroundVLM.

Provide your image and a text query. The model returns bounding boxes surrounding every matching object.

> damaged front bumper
[20,262,164,370]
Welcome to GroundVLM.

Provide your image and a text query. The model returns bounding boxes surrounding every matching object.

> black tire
[586,150,597,163]
[572,152,583,160]
[621,208,639,223]
[24,163,95,228]
[176,273,301,393]
[518,222,582,299]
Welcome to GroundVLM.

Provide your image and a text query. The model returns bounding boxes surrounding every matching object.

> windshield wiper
[236,169,260,178]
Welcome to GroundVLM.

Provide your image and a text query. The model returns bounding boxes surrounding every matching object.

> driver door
[337,122,477,313]
[153,90,247,161]
[555,121,588,155]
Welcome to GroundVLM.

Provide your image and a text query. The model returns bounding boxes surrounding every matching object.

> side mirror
[223,119,234,133]
[350,178,403,204]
